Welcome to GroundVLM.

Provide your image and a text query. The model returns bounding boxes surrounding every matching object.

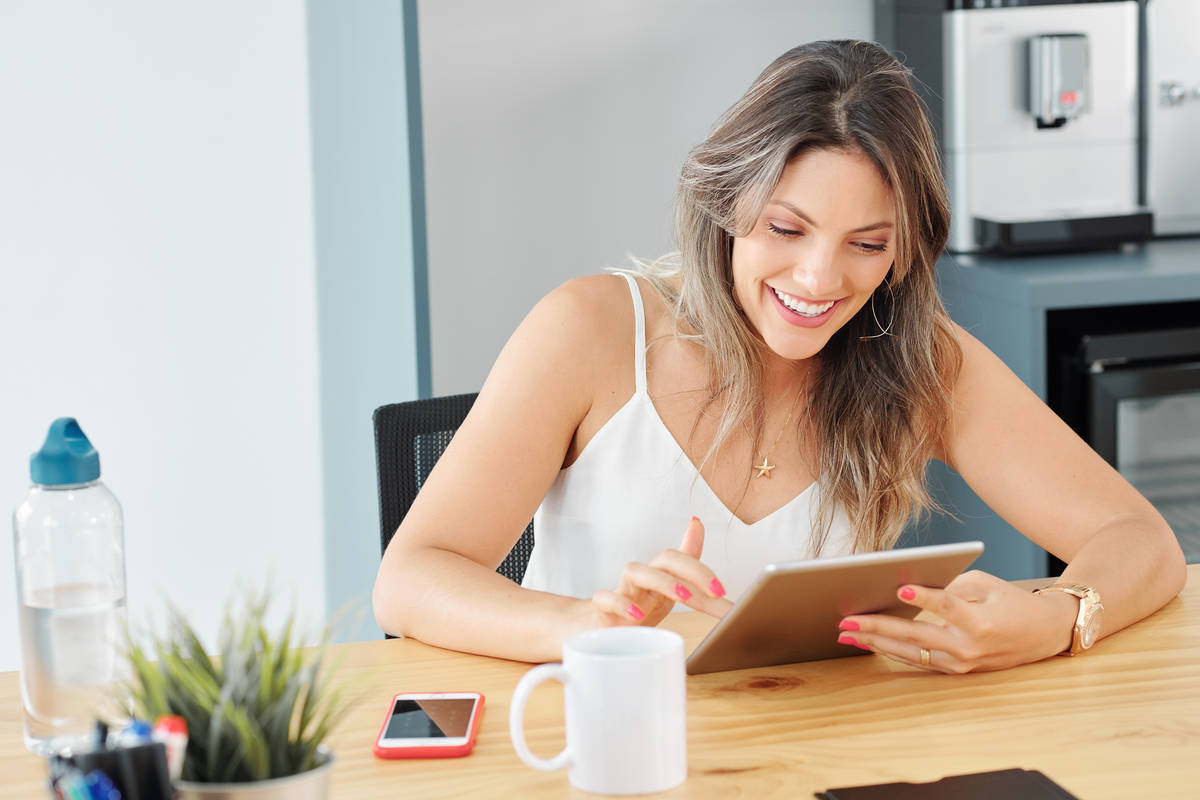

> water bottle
[12,418,128,756]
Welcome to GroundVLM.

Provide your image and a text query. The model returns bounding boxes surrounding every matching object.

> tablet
[685,541,984,675]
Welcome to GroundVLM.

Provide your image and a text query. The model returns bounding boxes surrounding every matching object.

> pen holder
[52,742,174,800]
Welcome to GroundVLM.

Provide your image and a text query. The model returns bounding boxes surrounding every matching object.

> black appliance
[1048,300,1200,572]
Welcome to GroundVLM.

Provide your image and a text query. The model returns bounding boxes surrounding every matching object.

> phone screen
[384,697,477,739]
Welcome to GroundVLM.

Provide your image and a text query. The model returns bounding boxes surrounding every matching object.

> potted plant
[124,591,351,799]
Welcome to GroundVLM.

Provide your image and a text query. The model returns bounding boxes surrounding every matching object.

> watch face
[1082,611,1101,649]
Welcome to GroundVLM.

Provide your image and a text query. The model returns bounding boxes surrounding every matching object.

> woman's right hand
[588,517,733,628]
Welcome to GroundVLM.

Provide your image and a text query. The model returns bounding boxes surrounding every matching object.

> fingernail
[674,583,692,601]
[900,586,916,601]
[626,604,645,621]
[838,619,860,631]
[709,578,726,598]
[690,516,699,523]
[837,635,858,646]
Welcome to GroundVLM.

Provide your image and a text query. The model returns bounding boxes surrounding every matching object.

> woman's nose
[790,245,844,299]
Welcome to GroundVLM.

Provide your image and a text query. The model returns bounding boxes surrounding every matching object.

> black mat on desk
[816,768,1078,799]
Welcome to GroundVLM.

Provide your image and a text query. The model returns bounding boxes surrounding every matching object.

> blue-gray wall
[307,0,427,637]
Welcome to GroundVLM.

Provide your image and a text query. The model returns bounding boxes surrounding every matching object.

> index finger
[617,562,731,618]
[679,516,704,559]
[896,583,971,624]
[649,548,726,600]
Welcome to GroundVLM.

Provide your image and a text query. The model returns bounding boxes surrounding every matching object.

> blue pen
[84,770,121,800]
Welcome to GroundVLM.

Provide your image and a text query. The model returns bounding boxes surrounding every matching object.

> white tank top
[521,273,853,603]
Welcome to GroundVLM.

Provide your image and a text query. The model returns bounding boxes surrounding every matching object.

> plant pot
[174,746,333,800]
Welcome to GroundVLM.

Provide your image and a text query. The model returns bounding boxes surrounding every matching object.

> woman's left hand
[836,570,1078,673]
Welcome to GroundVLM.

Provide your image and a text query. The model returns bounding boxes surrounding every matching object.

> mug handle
[509,663,570,771]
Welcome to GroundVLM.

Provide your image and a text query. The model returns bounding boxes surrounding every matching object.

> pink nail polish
[837,635,858,646]
[691,516,699,523]
[838,619,860,631]
[674,583,693,601]
[626,604,645,621]
[709,578,726,598]
[900,586,916,601]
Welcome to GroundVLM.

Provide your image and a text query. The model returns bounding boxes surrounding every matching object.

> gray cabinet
[909,240,1200,579]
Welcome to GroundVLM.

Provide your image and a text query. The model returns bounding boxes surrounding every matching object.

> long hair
[636,40,961,553]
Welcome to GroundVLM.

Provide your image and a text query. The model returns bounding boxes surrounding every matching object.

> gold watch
[1032,583,1104,656]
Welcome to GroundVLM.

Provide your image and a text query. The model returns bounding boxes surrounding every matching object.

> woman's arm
[841,324,1186,672]
[372,275,613,662]
[372,275,727,662]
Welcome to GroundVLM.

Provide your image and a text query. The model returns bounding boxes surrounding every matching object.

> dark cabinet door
[1090,362,1200,563]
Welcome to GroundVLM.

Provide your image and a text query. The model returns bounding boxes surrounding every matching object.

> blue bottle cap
[30,418,101,486]
[122,719,153,743]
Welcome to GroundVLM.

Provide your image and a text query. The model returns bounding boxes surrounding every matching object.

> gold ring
[920,648,931,667]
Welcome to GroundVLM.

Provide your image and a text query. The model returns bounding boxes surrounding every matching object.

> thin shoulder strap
[617,272,647,394]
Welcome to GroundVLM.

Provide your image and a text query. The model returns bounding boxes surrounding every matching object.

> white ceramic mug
[509,626,687,795]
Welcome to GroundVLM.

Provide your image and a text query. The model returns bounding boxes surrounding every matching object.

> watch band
[1032,583,1103,656]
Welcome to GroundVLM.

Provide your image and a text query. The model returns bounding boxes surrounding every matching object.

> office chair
[372,393,535,585]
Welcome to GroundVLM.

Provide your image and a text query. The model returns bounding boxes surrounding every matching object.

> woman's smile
[767,285,842,328]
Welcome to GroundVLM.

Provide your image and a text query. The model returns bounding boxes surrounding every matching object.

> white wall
[0,2,326,670]
[419,0,875,395]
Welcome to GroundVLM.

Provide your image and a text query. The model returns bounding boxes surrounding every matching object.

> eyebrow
[769,200,894,234]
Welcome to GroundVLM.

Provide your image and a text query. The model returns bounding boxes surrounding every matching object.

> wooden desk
[3,566,1199,798]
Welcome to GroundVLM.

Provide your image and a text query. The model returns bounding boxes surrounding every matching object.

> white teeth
[771,287,834,317]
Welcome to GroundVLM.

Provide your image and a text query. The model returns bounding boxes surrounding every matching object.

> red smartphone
[372,691,485,759]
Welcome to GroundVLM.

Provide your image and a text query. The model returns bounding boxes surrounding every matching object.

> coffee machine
[1144,0,1200,237]
[876,0,1152,255]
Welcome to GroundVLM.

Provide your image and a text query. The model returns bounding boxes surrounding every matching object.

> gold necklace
[753,393,800,479]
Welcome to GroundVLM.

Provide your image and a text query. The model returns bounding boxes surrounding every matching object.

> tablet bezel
[685,541,984,675]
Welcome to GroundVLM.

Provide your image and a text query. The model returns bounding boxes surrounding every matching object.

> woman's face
[731,148,896,364]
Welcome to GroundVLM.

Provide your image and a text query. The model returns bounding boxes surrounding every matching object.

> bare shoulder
[535,273,634,334]
[480,273,636,415]
[945,320,1010,392]
[522,273,635,365]
[947,320,986,355]
[937,319,1051,462]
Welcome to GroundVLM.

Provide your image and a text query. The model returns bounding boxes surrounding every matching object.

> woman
[373,40,1185,671]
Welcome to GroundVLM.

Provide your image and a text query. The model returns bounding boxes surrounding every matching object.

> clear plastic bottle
[12,418,128,756]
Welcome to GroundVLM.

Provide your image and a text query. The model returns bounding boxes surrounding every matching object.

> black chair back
[372,393,535,584]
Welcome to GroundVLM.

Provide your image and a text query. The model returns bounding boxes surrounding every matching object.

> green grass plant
[124,590,350,783]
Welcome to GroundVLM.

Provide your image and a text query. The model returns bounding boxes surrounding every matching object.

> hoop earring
[859,281,896,341]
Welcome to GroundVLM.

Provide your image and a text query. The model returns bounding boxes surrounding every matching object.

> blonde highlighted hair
[636,40,962,554]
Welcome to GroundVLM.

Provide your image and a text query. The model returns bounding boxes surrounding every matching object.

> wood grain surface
[2,567,1197,798]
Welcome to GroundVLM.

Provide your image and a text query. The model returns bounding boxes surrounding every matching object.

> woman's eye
[767,221,888,254]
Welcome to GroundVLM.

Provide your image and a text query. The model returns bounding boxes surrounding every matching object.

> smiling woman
[374,40,1185,672]
[635,40,960,559]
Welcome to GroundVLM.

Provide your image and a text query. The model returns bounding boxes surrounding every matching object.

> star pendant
[754,456,775,479]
